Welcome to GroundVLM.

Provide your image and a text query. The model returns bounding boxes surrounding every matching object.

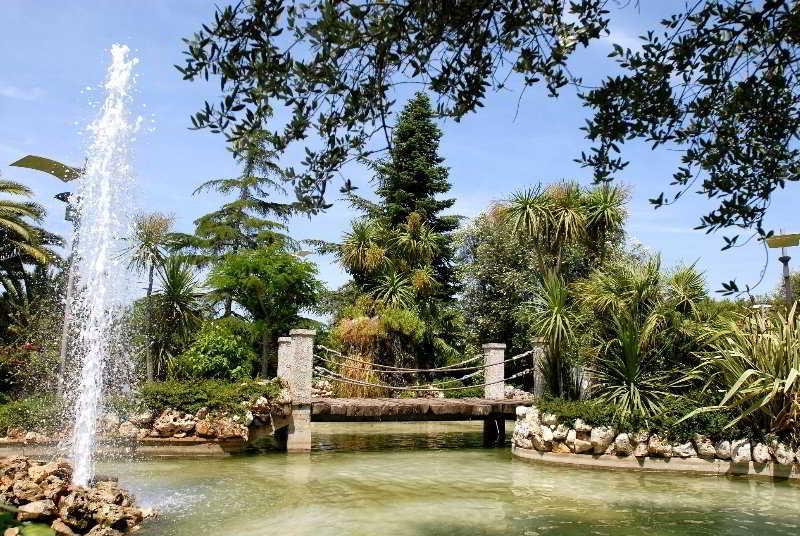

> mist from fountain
[67,44,139,486]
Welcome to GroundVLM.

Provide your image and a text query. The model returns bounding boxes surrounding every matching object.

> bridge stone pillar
[482,343,506,400]
[276,336,292,381]
[285,329,315,452]
[482,342,506,447]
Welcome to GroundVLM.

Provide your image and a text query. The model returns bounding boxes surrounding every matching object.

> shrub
[136,379,281,415]
[0,396,60,434]
[169,321,257,381]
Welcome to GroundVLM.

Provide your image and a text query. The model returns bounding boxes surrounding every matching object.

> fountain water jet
[67,44,139,486]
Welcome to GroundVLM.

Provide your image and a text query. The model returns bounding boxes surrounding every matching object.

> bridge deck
[309,397,533,422]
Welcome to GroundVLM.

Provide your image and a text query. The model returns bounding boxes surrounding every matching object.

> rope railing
[313,365,532,392]
[315,344,534,373]
[314,354,487,384]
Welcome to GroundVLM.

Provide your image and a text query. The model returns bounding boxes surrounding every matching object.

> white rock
[515,406,529,419]
[541,413,558,426]
[590,426,616,455]
[128,410,154,427]
[23,431,48,444]
[614,433,634,456]
[513,421,531,441]
[647,435,672,458]
[574,419,592,433]
[632,431,649,458]
[769,441,795,466]
[524,407,541,425]
[531,425,553,452]
[731,439,751,464]
[573,438,593,454]
[714,439,732,460]
[552,424,569,441]
[672,441,696,458]
[244,411,254,427]
[752,442,771,464]
[515,437,532,450]
[565,429,576,448]
[195,407,209,420]
[117,422,140,439]
[692,434,716,459]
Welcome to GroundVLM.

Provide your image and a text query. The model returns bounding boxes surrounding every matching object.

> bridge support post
[482,342,506,446]
[284,329,315,453]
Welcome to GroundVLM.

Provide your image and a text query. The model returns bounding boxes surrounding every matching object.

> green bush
[0,396,60,434]
[169,322,257,381]
[537,391,748,442]
[136,379,281,415]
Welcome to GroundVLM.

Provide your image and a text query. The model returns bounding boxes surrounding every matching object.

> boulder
[672,442,696,458]
[17,499,56,521]
[632,432,649,458]
[58,489,95,531]
[117,422,140,439]
[752,442,771,464]
[515,437,533,450]
[565,429,576,450]
[531,424,553,452]
[692,434,716,459]
[731,439,751,464]
[551,441,571,454]
[590,426,616,455]
[153,409,195,437]
[213,418,248,440]
[541,413,558,426]
[41,475,68,501]
[574,419,592,433]
[769,440,795,466]
[101,414,120,433]
[28,461,71,484]
[552,424,569,441]
[243,411,254,427]
[23,431,48,444]
[195,407,209,420]
[195,419,215,438]
[515,406,529,419]
[647,435,672,458]
[6,427,25,439]
[128,410,154,428]
[12,479,44,502]
[573,438,593,454]
[51,519,77,535]
[524,407,541,425]
[614,433,634,456]
[86,527,124,536]
[714,440,732,460]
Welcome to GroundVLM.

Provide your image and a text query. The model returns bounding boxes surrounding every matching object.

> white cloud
[0,83,45,101]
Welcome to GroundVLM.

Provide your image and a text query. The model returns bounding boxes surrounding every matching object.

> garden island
[1,1,800,535]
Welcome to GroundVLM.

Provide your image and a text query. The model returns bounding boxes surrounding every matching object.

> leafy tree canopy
[178,0,611,208]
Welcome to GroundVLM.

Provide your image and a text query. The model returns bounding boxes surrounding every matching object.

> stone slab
[309,398,533,422]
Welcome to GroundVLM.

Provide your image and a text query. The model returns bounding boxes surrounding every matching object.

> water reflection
[105,422,800,536]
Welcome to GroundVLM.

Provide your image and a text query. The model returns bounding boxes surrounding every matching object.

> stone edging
[512,445,800,480]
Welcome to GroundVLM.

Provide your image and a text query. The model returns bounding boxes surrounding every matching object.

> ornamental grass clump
[682,303,800,435]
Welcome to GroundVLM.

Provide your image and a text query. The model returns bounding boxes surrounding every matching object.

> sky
[0,1,796,299]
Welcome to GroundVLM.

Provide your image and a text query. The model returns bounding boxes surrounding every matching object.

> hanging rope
[315,345,534,373]
[314,355,487,385]
[314,365,532,392]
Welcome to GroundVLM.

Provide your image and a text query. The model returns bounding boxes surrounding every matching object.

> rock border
[511,405,800,481]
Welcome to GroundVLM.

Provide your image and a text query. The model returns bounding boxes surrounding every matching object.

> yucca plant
[682,303,800,433]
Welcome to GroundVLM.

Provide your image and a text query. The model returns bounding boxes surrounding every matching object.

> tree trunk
[145,263,155,381]
[224,296,233,317]
[260,330,275,378]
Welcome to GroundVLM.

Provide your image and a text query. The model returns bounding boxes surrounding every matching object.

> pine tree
[172,140,294,315]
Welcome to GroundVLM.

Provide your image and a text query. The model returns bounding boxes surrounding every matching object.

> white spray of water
[69,44,139,486]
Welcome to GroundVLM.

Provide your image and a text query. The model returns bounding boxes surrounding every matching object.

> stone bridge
[274,330,540,452]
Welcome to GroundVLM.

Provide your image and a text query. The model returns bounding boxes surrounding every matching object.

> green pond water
[105,422,800,535]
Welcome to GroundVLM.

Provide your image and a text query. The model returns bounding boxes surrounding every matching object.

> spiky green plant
[682,303,800,433]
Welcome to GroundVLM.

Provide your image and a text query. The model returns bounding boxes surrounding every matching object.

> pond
[106,422,800,535]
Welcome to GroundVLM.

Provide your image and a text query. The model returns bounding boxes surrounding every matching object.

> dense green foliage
[136,379,281,415]
[327,94,463,372]
[538,391,746,442]
[179,1,609,206]
[0,395,60,435]
[169,321,257,381]
[208,245,321,375]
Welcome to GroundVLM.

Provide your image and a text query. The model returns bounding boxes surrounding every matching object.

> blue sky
[0,1,796,297]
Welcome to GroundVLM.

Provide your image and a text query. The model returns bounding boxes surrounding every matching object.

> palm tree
[149,256,205,379]
[124,212,174,379]
[0,177,56,266]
